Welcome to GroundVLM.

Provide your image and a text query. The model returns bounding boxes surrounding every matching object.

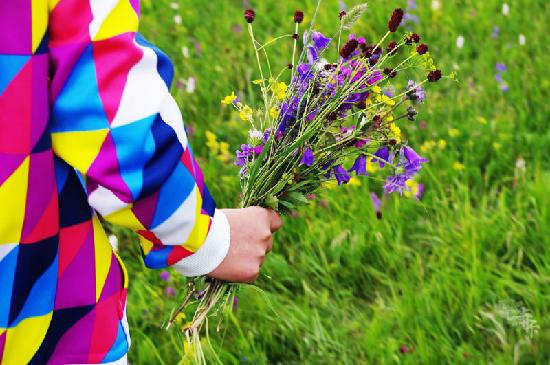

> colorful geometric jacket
[0,0,230,363]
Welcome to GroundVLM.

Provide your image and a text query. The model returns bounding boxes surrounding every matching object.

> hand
[208,207,282,283]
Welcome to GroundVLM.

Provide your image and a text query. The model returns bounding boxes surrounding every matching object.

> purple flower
[496,63,507,72]
[495,73,503,83]
[233,295,238,311]
[354,139,369,148]
[407,80,426,102]
[407,0,417,11]
[300,146,315,166]
[402,146,428,175]
[348,155,368,176]
[164,286,176,297]
[370,192,382,219]
[384,174,409,194]
[492,25,500,39]
[312,31,331,51]
[366,70,383,85]
[160,271,170,281]
[307,46,319,64]
[383,86,395,98]
[500,83,509,92]
[333,165,351,185]
[235,144,253,166]
[253,144,264,154]
[297,63,313,82]
[371,146,389,168]
[416,183,425,199]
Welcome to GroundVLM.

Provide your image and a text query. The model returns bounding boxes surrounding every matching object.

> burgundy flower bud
[287,63,293,69]
[324,63,332,70]
[406,33,420,44]
[356,100,367,109]
[339,39,359,59]
[416,43,429,55]
[292,33,299,40]
[389,139,397,145]
[388,8,404,32]
[244,9,256,23]
[427,69,442,82]
[386,41,397,55]
[373,45,382,54]
[384,67,397,78]
[294,10,304,23]
[339,10,347,20]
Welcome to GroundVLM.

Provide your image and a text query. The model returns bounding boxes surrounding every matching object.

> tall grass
[111,0,550,363]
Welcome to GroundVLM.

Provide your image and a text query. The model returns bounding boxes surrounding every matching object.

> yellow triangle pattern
[32,0,48,52]
[2,313,52,365]
[51,129,109,174]
[92,216,113,302]
[183,187,210,253]
[0,157,29,244]
[93,0,139,42]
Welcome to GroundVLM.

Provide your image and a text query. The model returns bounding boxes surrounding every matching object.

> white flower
[456,35,465,49]
[249,130,264,140]
[181,46,189,58]
[170,2,179,9]
[186,77,196,93]
[515,157,526,171]
[108,234,119,251]
[502,3,510,16]
[518,34,526,46]
[452,63,460,70]
[174,15,182,25]
[431,0,441,11]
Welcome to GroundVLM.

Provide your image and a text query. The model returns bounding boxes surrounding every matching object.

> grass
[110,0,550,363]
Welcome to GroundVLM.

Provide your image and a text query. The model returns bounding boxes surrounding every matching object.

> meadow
[110,0,550,363]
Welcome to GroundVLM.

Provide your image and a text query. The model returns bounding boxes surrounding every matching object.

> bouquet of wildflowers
[168,2,450,361]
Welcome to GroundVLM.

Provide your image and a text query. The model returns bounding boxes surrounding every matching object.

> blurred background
[111,0,550,363]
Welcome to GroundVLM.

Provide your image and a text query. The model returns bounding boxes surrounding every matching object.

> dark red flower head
[416,43,429,55]
[244,9,256,23]
[339,39,359,59]
[339,10,347,20]
[384,68,397,78]
[427,69,442,82]
[294,10,304,23]
[388,8,404,32]
[386,41,398,55]
[406,33,420,44]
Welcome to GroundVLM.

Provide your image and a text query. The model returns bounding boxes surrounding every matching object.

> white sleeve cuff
[173,209,231,277]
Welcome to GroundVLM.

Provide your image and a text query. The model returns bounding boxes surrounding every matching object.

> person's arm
[47,0,280,278]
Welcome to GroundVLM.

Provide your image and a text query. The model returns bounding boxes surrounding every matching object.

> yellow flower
[389,123,402,144]
[269,107,278,119]
[382,94,396,106]
[437,139,447,149]
[493,142,502,150]
[477,116,487,125]
[403,179,420,199]
[183,339,194,355]
[385,114,394,122]
[175,312,186,324]
[239,105,253,121]
[448,128,460,138]
[217,142,232,163]
[420,140,436,154]
[348,176,362,186]
[366,159,379,174]
[205,131,219,152]
[372,85,382,94]
[453,161,465,171]
[273,82,288,101]
[221,91,237,105]
[322,180,338,189]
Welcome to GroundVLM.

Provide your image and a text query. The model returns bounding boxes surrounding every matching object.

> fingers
[267,209,283,232]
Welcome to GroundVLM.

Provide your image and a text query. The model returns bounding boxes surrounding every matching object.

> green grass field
[111,0,550,363]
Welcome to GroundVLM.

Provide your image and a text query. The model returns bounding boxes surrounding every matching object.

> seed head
[244,9,256,23]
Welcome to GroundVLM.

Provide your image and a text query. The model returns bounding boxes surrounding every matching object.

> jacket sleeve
[47,0,230,276]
